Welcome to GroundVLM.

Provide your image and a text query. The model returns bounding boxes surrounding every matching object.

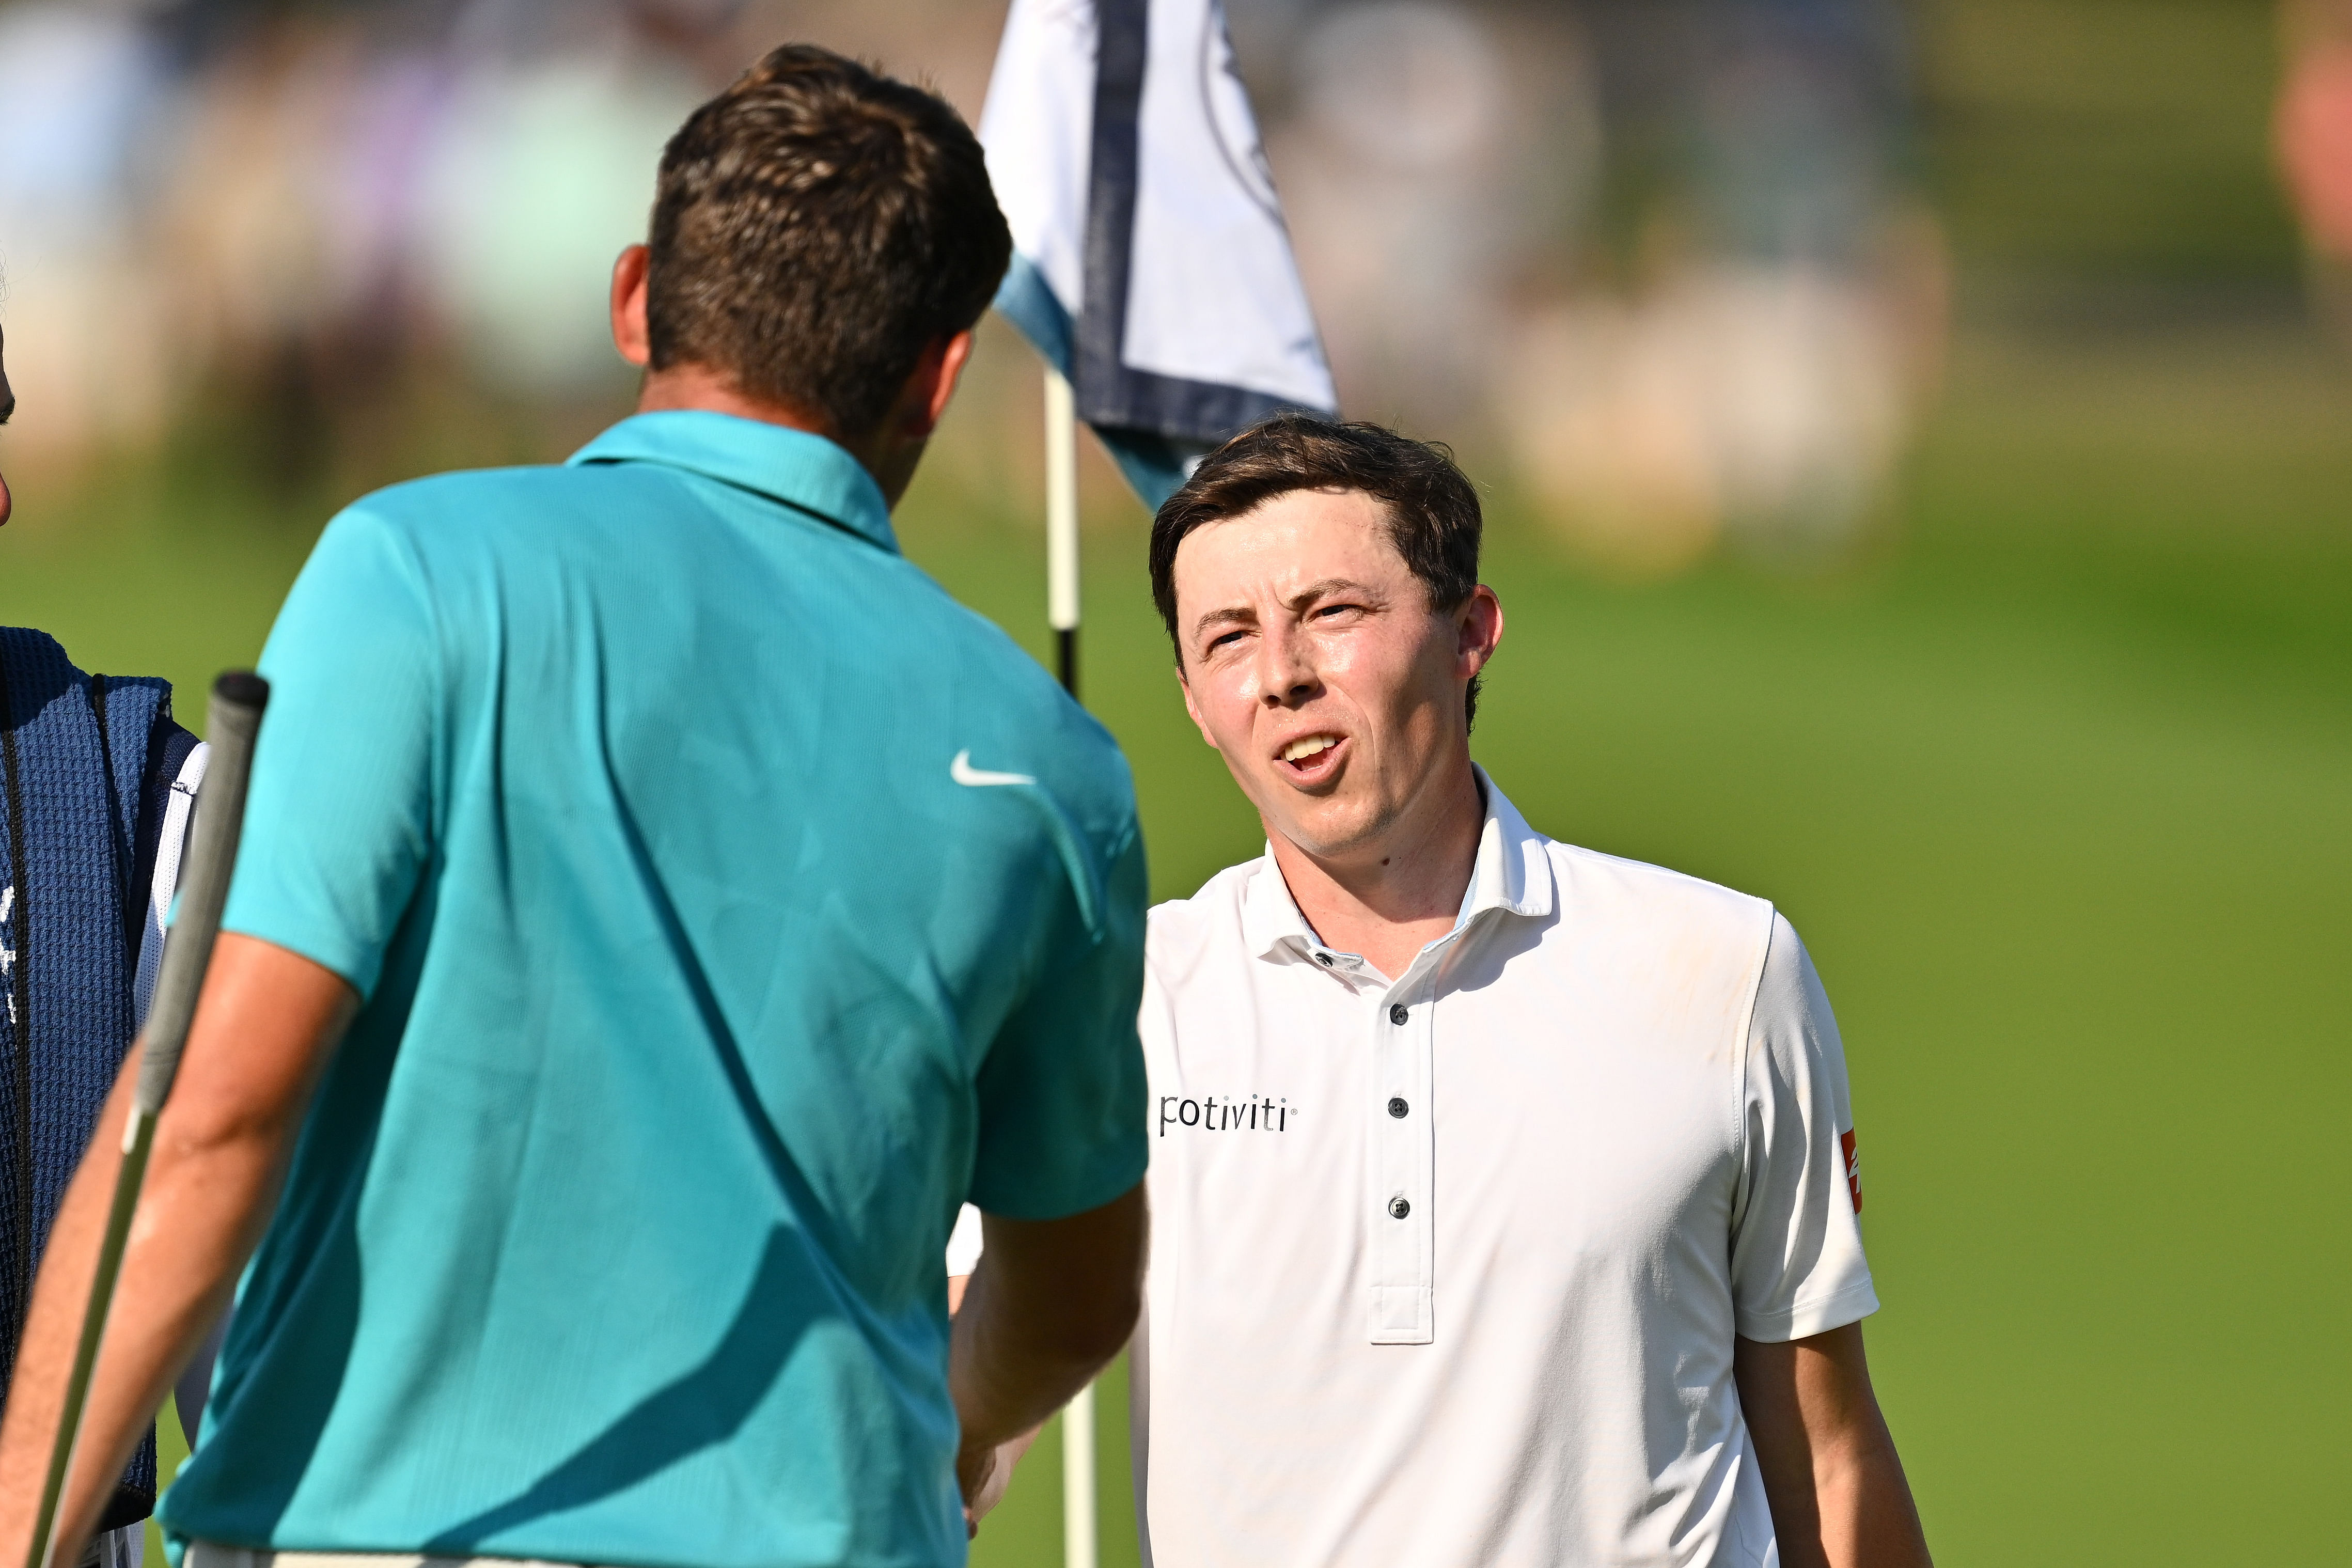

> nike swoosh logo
[951,749,1036,788]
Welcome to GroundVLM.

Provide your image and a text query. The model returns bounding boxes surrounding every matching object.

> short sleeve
[1729,912,1879,1342]
[222,507,437,999]
[967,820,1150,1220]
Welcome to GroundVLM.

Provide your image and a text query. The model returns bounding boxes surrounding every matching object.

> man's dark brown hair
[647,44,1012,438]
[1150,413,1488,723]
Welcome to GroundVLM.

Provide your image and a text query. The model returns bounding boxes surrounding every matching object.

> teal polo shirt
[166,413,1149,1568]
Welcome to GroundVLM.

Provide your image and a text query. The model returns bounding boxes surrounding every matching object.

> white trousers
[187,1547,599,1568]
[79,1527,144,1568]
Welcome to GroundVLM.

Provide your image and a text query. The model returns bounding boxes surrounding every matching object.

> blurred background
[2,0,2346,1563]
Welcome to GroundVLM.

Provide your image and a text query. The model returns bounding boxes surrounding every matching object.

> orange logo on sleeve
[1840,1128,1862,1213]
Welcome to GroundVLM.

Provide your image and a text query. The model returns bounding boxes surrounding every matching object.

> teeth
[1282,736,1337,762]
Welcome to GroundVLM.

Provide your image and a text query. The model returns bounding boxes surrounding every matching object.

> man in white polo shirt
[1123,414,1932,1566]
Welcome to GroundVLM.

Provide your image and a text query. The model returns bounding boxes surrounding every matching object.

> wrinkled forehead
[1172,487,1409,603]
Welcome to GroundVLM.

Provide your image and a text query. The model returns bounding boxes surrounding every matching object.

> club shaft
[24,1116,154,1568]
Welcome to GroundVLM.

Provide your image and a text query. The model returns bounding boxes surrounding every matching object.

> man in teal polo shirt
[0,45,1147,1568]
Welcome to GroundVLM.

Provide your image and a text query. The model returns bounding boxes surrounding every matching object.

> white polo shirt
[1130,772,1876,1568]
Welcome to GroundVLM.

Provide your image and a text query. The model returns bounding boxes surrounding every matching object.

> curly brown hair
[647,44,1011,438]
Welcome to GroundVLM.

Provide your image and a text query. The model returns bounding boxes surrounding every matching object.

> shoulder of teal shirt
[306,411,894,559]
[567,410,904,554]
[316,408,1142,867]
[570,411,1140,821]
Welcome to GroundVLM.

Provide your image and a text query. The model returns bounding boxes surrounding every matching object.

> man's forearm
[0,1060,271,1563]
[1815,1436,1934,1568]
[0,938,354,1567]
[1735,1325,1931,1568]
[950,1268,1119,1452]
[948,1188,1146,1455]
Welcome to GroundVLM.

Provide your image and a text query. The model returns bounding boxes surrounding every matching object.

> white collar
[1241,766,1557,965]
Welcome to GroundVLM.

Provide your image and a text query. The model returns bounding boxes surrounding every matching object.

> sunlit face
[1172,487,1501,864]
[0,326,13,527]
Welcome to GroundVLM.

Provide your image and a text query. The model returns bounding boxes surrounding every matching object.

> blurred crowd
[1248,0,1939,572]
[0,0,1984,572]
[0,0,759,497]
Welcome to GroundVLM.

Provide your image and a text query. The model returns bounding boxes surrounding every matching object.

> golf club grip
[132,672,269,1119]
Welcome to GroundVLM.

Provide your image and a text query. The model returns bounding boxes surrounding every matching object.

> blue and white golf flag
[980,0,1339,506]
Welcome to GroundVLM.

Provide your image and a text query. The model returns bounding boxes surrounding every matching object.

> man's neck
[637,362,829,432]
[1267,758,1486,983]
[634,365,909,502]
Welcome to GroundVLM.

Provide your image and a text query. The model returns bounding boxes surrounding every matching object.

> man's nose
[1256,620,1318,706]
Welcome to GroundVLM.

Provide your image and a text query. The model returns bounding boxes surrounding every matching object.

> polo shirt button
[1387,1097,1408,1118]
[1388,1003,1408,1025]
[1388,1196,1410,1219]
[1317,953,1334,966]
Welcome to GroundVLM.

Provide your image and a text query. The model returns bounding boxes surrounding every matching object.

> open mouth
[1275,732,1346,782]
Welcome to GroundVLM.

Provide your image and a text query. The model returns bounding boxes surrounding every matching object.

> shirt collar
[1463,767,1557,923]
[568,411,898,555]
[1241,765,1557,965]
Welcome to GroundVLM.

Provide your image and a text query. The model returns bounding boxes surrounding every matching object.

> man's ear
[610,244,653,367]
[907,330,977,437]
[1177,665,1219,750]
[1456,585,1503,680]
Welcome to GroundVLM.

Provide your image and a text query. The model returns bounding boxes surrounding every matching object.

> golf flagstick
[1046,365,1080,696]
[25,672,269,1568]
[1040,366,1097,1568]
[1062,1373,1095,1568]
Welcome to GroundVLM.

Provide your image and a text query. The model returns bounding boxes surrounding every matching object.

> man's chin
[1259,798,1389,866]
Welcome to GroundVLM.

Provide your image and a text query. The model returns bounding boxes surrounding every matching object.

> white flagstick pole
[1063,1378,1097,1568]
[1045,365,1080,695]
[1041,364,1096,1568]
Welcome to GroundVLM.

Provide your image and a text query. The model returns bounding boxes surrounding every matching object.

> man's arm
[0,936,354,1567]
[941,1267,1036,1529]
[948,1188,1145,1520]
[1735,1322,1932,1568]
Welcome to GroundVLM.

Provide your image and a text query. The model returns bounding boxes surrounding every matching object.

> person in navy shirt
[1,320,213,1568]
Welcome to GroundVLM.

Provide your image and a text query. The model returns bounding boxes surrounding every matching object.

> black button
[1388,1196,1411,1219]
[1388,1097,1409,1118]
[1316,952,1334,966]
[1388,1003,1409,1025]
